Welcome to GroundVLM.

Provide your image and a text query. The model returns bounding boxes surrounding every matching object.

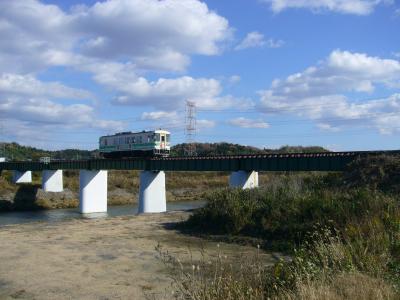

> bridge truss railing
[1,151,399,172]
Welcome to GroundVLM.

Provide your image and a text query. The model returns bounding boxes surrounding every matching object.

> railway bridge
[0,150,398,214]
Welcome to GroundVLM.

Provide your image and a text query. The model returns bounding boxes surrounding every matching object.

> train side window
[155,133,160,141]
[104,139,108,146]
[113,138,117,145]
[133,137,136,143]
[147,135,151,142]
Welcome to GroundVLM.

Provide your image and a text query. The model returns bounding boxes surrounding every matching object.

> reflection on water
[0,201,205,226]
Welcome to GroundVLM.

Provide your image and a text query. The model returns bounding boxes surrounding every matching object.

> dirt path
[0,211,277,299]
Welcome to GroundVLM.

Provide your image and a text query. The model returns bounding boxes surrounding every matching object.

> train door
[161,134,165,149]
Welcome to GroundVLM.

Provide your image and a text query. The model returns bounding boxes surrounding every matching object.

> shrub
[183,181,400,251]
[343,155,400,194]
[175,170,400,298]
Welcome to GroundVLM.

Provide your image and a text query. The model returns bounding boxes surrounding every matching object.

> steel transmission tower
[0,119,5,159]
[184,101,197,156]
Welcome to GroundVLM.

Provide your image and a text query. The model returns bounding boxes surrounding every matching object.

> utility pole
[184,100,197,156]
[0,119,5,160]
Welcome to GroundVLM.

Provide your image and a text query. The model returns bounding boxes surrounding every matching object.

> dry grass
[156,243,268,300]
[293,272,395,300]
[160,227,399,300]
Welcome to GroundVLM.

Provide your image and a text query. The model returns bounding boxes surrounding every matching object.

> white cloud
[261,0,393,15]
[235,31,284,50]
[0,0,74,73]
[197,119,216,129]
[141,111,179,121]
[235,32,267,50]
[112,75,222,110]
[0,0,231,73]
[259,50,400,133]
[0,72,124,139]
[228,75,241,84]
[266,38,285,48]
[0,73,92,100]
[0,0,237,112]
[0,97,123,130]
[76,0,230,61]
[0,0,235,141]
[228,117,270,128]
[94,65,252,110]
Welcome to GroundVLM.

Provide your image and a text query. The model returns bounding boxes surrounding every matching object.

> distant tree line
[171,142,328,157]
[0,142,329,161]
[0,142,98,161]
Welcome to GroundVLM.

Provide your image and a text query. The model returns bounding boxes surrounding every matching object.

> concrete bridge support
[229,171,259,189]
[42,170,63,192]
[12,170,32,184]
[79,170,107,214]
[138,171,166,214]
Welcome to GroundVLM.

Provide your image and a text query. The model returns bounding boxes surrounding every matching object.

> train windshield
[166,134,170,142]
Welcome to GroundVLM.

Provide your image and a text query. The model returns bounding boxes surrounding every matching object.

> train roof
[100,129,170,138]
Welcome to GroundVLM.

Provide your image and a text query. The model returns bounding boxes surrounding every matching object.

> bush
[183,181,400,251]
[174,169,400,298]
[343,155,400,194]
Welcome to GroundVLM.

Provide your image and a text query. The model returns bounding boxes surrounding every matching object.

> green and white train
[99,129,171,158]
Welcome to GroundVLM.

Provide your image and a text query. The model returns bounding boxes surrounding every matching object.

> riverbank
[0,170,235,211]
[0,170,279,212]
[0,211,276,299]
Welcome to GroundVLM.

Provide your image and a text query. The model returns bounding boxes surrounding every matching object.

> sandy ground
[0,211,277,300]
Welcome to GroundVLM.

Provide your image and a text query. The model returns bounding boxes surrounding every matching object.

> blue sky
[0,0,399,151]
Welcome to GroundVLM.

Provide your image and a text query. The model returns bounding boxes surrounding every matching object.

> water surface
[0,200,205,226]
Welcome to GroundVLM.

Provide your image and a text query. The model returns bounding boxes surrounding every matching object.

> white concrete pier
[79,170,107,214]
[42,170,63,192]
[138,171,166,214]
[229,171,259,189]
[12,170,32,184]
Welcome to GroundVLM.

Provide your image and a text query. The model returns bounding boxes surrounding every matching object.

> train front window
[155,133,160,142]
[166,134,170,142]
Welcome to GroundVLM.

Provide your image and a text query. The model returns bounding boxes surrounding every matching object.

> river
[0,200,205,226]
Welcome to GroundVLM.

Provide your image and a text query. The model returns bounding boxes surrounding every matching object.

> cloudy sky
[0,0,399,151]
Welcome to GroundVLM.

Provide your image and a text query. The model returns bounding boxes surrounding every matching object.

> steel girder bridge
[1,150,399,172]
[1,150,398,215]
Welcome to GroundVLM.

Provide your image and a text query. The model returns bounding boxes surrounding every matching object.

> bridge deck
[1,150,399,172]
